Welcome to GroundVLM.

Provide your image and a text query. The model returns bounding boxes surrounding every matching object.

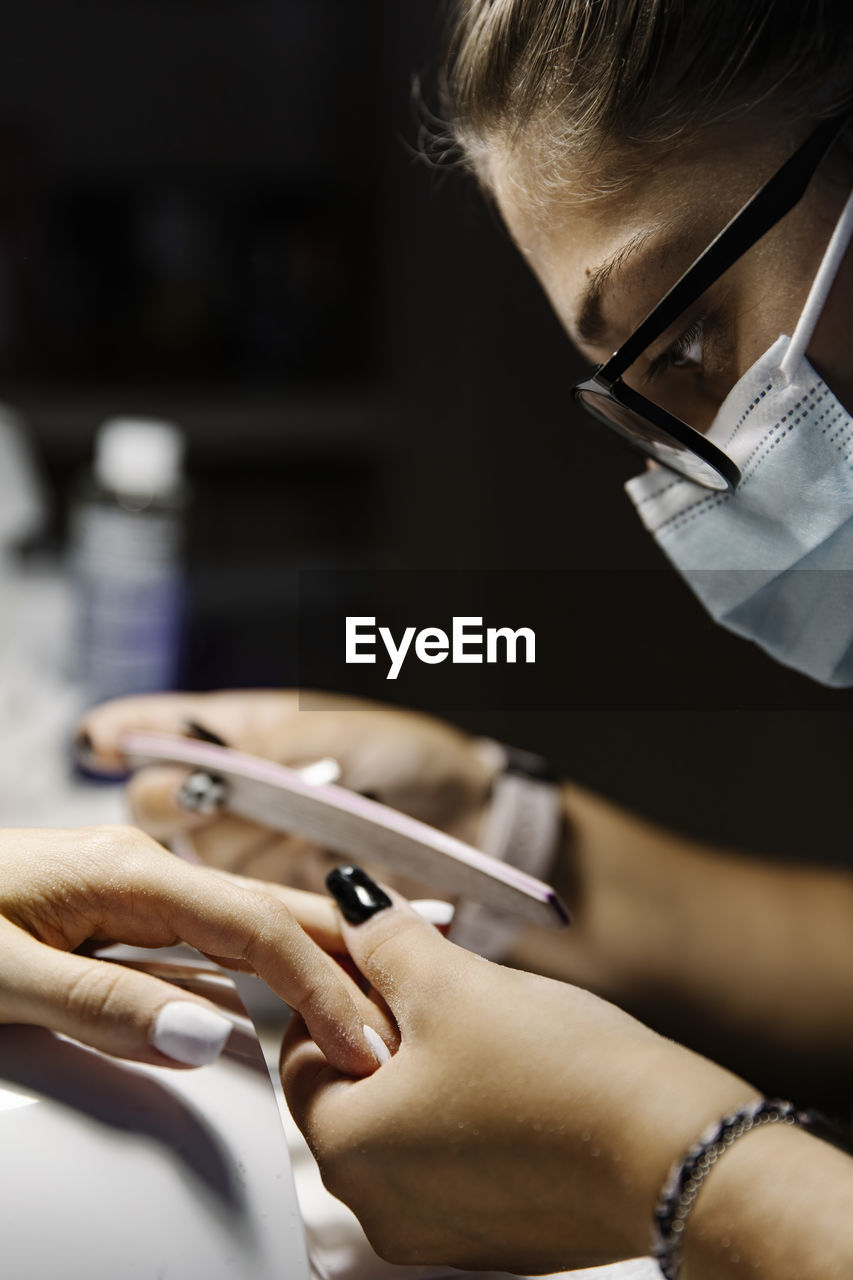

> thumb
[325,865,459,1031]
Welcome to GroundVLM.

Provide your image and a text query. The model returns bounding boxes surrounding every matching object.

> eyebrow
[575,229,658,349]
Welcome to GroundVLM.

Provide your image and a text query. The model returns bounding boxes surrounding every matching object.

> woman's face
[489,117,853,432]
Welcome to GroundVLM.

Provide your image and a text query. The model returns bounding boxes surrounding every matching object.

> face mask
[625,189,853,686]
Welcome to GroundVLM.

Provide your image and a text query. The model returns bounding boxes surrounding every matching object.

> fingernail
[73,728,128,780]
[363,1024,391,1065]
[296,757,342,786]
[184,719,229,747]
[412,899,456,928]
[326,865,392,924]
[177,771,228,814]
[151,1002,232,1066]
[73,729,95,765]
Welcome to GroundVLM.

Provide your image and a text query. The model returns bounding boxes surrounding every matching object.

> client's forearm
[684,1123,853,1280]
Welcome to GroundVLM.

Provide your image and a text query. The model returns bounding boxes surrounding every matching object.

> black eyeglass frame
[572,109,853,490]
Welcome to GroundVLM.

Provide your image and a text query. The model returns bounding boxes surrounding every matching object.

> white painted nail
[295,757,342,786]
[151,1002,232,1066]
[363,1024,391,1065]
[412,899,456,928]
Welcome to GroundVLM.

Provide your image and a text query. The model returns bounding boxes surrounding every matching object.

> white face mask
[625,189,853,686]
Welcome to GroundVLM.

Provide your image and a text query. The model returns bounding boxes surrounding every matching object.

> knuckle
[243,900,355,1021]
[64,962,127,1028]
[69,826,144,889]
[248,927,327,1011]
[84,823,152,864]
[238,907,275,961]
[292,973,322,1016]
[114,822,158,854]
[359,1210,413,1264]
[314,1136,412,1263]
[356,916,423,979]
[244,899,301,960]
[315,1143,366,1209]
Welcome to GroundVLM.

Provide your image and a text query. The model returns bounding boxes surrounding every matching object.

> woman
[20,1,853,1275]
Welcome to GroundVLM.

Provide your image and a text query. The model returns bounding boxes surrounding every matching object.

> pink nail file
[121,731,569,928]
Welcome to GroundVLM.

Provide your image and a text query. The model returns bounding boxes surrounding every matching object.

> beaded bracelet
[650,1098,811,1279]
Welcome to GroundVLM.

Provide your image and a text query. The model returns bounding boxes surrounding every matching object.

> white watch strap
[448,741,563,960]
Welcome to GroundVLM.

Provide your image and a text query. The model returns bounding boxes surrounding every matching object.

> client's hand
[282,867,757,1274]
[0,828,388,1074]
[76,690,494,892]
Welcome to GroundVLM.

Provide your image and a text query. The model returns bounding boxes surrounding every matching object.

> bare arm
[684,1123,853,1279]
[508,782,853,1090]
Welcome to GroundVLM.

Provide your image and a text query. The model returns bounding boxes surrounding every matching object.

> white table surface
[0,981,311,1280]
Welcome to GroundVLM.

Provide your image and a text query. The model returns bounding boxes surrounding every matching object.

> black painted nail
[326,865,392,925]
[177,771,228,814]
[184,719,229,747]
[73,729,95,764]
[72,728,129,780]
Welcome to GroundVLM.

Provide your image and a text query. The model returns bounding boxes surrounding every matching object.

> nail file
[121,731,569,928]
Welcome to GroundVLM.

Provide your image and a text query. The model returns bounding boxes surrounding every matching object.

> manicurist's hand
[0,827,389,1075]
[281,866,759,1274]
[76,691,493,891]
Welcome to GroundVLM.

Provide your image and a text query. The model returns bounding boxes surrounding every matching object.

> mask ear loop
[780,186,853,384]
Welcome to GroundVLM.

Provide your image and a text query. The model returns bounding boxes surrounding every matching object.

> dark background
[1,1,851,861]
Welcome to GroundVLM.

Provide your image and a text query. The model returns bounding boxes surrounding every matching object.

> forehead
[487,125,782,349]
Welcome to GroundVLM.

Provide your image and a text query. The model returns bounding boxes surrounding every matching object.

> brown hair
[441,0,853,194]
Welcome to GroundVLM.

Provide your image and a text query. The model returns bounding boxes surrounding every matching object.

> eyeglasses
[573,110,853,490]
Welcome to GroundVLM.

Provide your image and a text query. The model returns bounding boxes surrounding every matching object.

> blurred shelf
[4,385,385,458]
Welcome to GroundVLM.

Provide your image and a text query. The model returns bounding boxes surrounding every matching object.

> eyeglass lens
[576,386,732,489]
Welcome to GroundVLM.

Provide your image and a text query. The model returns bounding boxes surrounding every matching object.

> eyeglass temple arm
[602,111,852,382]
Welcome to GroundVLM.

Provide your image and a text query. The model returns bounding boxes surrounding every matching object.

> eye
[669,319,704,368]
[646,319,704,380]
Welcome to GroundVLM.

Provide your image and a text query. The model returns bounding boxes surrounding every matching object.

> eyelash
[646,319,704,380]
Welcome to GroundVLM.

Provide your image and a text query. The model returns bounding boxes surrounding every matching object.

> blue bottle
[71,418,187,705]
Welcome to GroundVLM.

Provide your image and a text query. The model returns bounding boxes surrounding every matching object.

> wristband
[448,739,563,960]
[651,1097,810,1279]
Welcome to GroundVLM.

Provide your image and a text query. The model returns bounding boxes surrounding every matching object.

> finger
[280,1013,343,1129]
[191,824,347,892]
[209,873,455,956]
[280,1011,404,1204]
[126,764,212,839]
[325,865,461,1032]
[188,817,291,873]
[107,847,386,1074]
[76,693,232,772]
[230,836,342,893]
[280,1013,369,1151]
[125,759,341,886]
[208,874,347,952]
[127,764,277,874]
[108,959,249,1015]
[0,919,233,1067]
[35,831,385,1075]
[125,762,298,876]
